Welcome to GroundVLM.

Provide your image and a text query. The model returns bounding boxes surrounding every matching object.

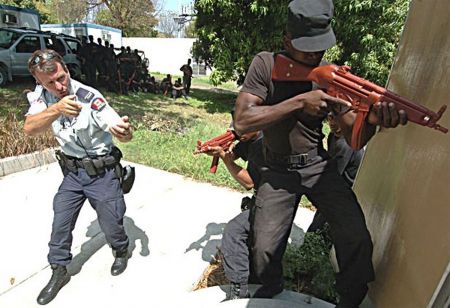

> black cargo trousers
[220,209,251,284]
[250,157,375,300]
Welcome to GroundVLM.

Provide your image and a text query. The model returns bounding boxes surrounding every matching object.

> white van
[0,4,40,30]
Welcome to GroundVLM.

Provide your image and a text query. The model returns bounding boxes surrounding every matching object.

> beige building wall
[353,1,450,307]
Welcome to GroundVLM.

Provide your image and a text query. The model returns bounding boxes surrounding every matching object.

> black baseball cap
[287,0,336,52]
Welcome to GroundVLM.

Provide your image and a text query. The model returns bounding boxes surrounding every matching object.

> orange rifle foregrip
[210,156,220,173]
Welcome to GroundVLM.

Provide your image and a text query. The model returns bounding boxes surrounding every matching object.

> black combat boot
[37,264,70,305]
[224,282,250,301]
[336,283,368,308]
[252,283,283,298]
[111,249,129,276]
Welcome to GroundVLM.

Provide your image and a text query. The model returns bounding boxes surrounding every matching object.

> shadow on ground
[185,222,227,262]
[67,216,150,275]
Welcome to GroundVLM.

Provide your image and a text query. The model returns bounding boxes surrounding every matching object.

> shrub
[283,228,338,304]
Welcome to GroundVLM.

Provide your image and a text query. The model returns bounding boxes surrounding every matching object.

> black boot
[111,249,129,276]
[224,282,250,301]
[336,284,368,308]
[37,264,70,305]
[252,283,283,298]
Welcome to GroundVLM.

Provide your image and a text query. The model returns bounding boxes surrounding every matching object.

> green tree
[93,0,158,37]
[1,0,39,10]
[184,20,196,38]
[51,0,88,24]
[193,0,288,85]
[330,0,410,85]
[193,0,409,86]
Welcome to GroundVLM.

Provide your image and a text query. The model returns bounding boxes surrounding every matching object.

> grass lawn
[0,77,327,199]
[104,87,243,190]
[0,78,245,190]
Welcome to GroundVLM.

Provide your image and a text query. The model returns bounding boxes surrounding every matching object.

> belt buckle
[299,153,308,166]
[288,153,308,169]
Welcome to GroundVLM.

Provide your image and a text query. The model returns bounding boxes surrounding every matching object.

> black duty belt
[55,150,118,176]
[264,147,319,167]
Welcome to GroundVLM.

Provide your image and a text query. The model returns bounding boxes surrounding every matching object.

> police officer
[24,49,133,305]
[233,0,408,306]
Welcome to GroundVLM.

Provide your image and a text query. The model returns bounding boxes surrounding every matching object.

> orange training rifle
[272,53,448,149]
[195,130,237,173]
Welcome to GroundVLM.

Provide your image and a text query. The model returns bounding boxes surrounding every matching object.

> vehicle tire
[0,66,8,86]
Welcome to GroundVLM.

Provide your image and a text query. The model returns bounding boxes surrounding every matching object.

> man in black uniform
[233,0,408,307]
[84,35,98,87]
[104,42,118,92]
[171,77,187,99]
[96,38,106,85]
[161,74,173,96]
[308,113,365,232]
[78,36,89,80]
[180,58,193,96]
[198,128,263,300]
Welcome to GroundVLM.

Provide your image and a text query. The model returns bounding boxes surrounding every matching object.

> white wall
[122,37,210,76]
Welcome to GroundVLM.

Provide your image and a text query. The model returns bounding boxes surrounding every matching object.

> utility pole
[173,3,195,38]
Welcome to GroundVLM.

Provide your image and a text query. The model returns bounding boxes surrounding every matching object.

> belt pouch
[82,158,98,176]
[92,158,106,175]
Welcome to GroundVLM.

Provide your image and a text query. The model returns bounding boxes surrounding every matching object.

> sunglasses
[31,52,58,66]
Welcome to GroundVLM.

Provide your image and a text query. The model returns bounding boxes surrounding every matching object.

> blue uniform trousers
[48,168,129,265]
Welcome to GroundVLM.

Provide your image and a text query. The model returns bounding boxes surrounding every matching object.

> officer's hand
[110,116,133,142]
[367,102,408,127]
[57,95,82,117]
[298,90,351,117]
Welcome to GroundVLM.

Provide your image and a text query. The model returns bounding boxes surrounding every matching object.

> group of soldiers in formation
[77,35,192,98]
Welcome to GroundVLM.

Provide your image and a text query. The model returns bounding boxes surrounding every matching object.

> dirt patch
[0,113,57,159]
[193,253,229,291]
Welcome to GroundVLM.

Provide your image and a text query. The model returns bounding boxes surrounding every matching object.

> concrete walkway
[0,159,322,308]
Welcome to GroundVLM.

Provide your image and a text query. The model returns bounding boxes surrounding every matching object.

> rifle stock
[272,54,448,149]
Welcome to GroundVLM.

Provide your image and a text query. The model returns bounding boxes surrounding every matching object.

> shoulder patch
[91,97,106,111]
[76,88,96,104]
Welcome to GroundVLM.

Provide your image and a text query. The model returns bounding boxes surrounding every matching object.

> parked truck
[41,23,122,47]
[0,4,40,30]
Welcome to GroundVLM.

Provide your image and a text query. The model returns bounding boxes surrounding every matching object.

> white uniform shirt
[26,79,122,158]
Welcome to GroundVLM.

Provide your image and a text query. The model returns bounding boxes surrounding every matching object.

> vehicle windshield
[0,29,21,49]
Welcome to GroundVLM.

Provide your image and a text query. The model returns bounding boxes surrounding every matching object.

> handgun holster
[121,165,135,194]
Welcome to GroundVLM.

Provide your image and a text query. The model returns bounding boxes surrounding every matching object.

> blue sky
[163,0,193,12]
